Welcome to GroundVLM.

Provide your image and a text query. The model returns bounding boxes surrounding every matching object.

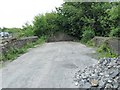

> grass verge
[0,36,46,62]
[82,39,118,59]
[96,43,119,59]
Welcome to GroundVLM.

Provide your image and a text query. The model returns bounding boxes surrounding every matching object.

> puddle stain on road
[62,63,78,69]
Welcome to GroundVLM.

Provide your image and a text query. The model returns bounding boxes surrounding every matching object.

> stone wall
[92,37,120,55]
[1,36,38,54]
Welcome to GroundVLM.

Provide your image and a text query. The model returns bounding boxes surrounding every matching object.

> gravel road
[0,42,98,88]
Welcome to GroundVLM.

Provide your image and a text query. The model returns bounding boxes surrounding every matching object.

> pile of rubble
[74,57,120,89]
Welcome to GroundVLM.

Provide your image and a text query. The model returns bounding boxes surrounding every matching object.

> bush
[21,23,35,37]
[109,27,120,37]
[81,26,95,43]
[33,13,59,38]
[33,14,47,37]
[97,43,110,53]
[34,36,47,45]
[86,40,95,47]
[97,43,118,58]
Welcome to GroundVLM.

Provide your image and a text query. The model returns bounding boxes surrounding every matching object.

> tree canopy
[32,2,119,41]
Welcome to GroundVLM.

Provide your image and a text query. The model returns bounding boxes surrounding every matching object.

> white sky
[0,0,63,28]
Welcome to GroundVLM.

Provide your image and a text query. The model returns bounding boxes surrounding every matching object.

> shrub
[97,43,110,53]
[86,40,95,47]
[34,36,47,45]
[33,14,47,37]
[81,26,95,43]
[109,27,120,37]
[97,43,118,58]
[33,13,59,38]
[21,23,35,37]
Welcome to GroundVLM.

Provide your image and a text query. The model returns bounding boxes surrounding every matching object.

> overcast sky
[0,0,63,28]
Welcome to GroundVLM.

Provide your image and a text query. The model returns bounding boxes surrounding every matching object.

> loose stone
[74,57,120,88]
[90,79,99,87]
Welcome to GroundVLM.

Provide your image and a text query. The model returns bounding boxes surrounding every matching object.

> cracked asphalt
[0,42,98,88]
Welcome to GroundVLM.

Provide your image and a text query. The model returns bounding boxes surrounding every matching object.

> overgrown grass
[86,40,95,47]
[82,39,118,59]
[0,36,46,62]
[96,43,118,59]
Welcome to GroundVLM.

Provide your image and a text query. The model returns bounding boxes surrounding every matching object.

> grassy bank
[0,36,46,62]
[83,39,118,59]
[96,43,119,59]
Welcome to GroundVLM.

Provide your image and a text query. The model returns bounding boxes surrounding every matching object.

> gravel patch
[74,56,120,89]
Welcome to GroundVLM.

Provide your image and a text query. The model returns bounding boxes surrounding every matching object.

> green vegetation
[109,27,120,37]
[0,2,119,61]
[0,2,119,41]
[86,40,95,47]
[31,2,119,42]
[0,23,35,38]
[20,23,35,37]
[33,13,60,38]
[81,26,95,43]
[97,43,118,58]
[1,37,46,61]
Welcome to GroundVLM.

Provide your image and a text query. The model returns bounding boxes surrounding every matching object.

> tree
[33,14,47,36]
[22,22,34,37]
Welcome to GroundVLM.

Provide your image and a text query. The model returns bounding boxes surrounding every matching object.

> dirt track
[1,42,97,88]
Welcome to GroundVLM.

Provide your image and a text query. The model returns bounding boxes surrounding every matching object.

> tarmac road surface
[0,42,98,88]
